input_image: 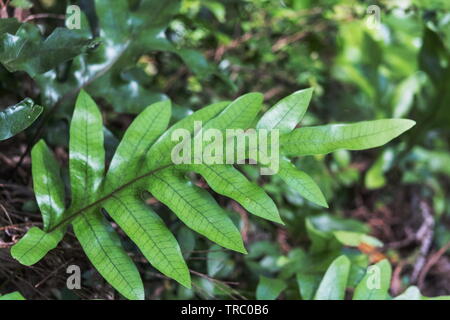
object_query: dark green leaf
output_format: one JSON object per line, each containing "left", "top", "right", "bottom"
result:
{"left": 0, "top": 98, "right": 43, "bottom": 141}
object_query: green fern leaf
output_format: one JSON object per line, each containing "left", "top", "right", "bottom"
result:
{"left": 11, "top": 89, "right": 415, "bottom": 299}
{"left": 148, "top": 168, "right": 247, "bottom": 253}
{"left": 281, "top": 119, "right": 416, "bottom": 156}
{"left": 185, "top": 164, "right": 283, "bottom": 223}
{"left": 278, "top": 159, "right": 328, "bottom": 208}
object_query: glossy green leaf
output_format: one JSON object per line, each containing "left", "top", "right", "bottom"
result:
{"left": 278, "top": 159, "right": 328, "bottom": 207}
{"left": 353, "top": 259, "right": 392, "bottom": 300}
{"left": 314, "top": 255, "right": 351, "bottom": 300}
{"left": 72, "top": 209, "right": 144, "bottom": 300}
{"left": 148, "top": 168, "right": 246, "bottom": 253}
{"left": 69, "top": 90, "right": 105, "bottom": 208}
{"left": 186, "top": 164, "right": 283, "bottom": 223}
{"left": 257, "top": 88, "right": 313, "bottom": 133}
{"left": 256, "top": 276, "right": 287, "bottom": 300}
{"left": 31, "top": 140, "right": 65, "bottom": 230}
{"left": 0, "top": 98, "right": 43, "bottom": 141}
{"left": 11, "top": 139, "right": 67, "bottom": 265}
{"left": 105, "top": 100, "right": 171, "bottom": 191}
{"left": 0, "top": 24, "right": 95, "bottom": 76}
{"left": 84, "top": 0, "right": 218, "bottom": 113}
{"left": 281, "top": 119, "right": 416, "bottom": 156}
{"left": 103, "top": 190, "right": 190, "bottom": 288}
{"left": 69, "top": 91, "right": 145, "bottom": 299}
{"left": 147, "top": 101, "right": 229, "bottom": 170}
{"left": 10, "top": 227, "right": 64, "bottom": 266}
{"left": 203, "top": 93, "right": 263, "bottom": 131}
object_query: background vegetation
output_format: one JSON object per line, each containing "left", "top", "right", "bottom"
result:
{"left": 0, "top": 0, "right": 449, "bottom": 300}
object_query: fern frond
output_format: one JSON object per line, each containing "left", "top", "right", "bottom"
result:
{"left": 11, "top": 89, "right": 415, "bottom": 299}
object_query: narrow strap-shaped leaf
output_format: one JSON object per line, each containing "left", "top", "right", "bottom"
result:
{"left": 0, "top": 292, "right": 25, "bottom": 300}
{"left": 185, "top": 164, "right": 283, "bottom": 224}
{"left": 353, "top": 259, "right": 392, "bottom": 300}
{"left": 281, "top": 119, "right": 416, "bottom": 156}
{"left": 147, "top": 168, "right": 246, "bottom": 253}
{"left": 0, "top": 98, "right": 43, "bottom": 141}
{"left": 105, "top": 100, "right": 171, "bottom": 190}
{"left": 10, "top": 227, "right": 64, "bottom": 266}
{"left": 257, "top": 88, "right": 313, "bottom": 133}
{"left": 278, "top": 159, "right": 328, "bottom": 208}
{"left": 203, "top": 93, "right": 263, "bottom": 131}
{"left": 72, "top": 209, "right": 144, "bottom": 300}
{"left": 314, "top": 255, "right": 351, "bottom": 300}
{"left": 11, "top": 139, "right": 68, "bottom": 266}
{"left": 103, "top": 190, "right": 191, "bottom": 288}
{"left": 69, "top": 90, "right": 105, "bottom": 207}
{"left": 256, "top": 276, "right": 287, "bottom": 300}
{"left": 31, "top": 140, "right": 66, "bottom": 230}
{"left": 147, "top": 101, "right": 229, "bottom": 170}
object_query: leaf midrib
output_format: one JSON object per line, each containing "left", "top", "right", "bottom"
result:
{"left": 283, "top": 123, "right": 404, "bottom": 149}
{"left": 153, "top": 172, "right": 239, "bottom": 247}
{"left": 110, "top": 194, "right": 186, "bottom": 280}
{"left": 78, "top": 213, "right": 139, "bottom": 297}
{"left": 47, "top": 163, "right": 173, "bottom": 233}
{"left": 205, "top": 165, "right": 277, "bottom": 220}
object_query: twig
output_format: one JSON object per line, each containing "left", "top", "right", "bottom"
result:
{"left": 0, "top": 202, "right": 13, "bottom": 225}
{"left": 231, "top": 201, "right": 249, "bottom": 243}
{"left": 190, "top": 269, "right": 239, "bottom": 286}
{"left": 23, "top": 13, "right": 65, "bottom": 22}
{"left": 34, "top": 259, "right": 73, "bottom": 288}
{"left": 411, "top": 199, "right": 434, "bottom": 283}
{"left": 271, "top": 24, "right": 327, "bottom": 52}
{"left": 0, "top": 222, "right": 40, "bottom": 231}
{"left": 391, "top": 261, "right": 404, "bottom": 296}
{"left": 418, "top": 241, "right": 450, "bottom": 288}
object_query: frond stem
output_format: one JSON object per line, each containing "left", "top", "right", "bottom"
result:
{"left": 47, "top": 164, "right": 173, "bottom": 233}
